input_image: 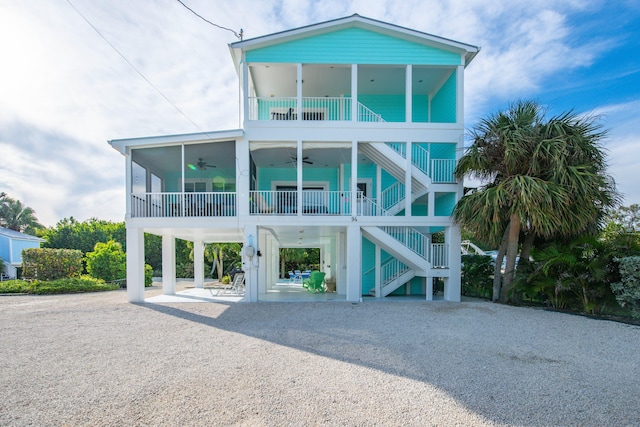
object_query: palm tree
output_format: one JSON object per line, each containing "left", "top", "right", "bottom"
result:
{"left": 0, "top": 193, "right": 43, "bottom": 233}
{"left": 454, "top": 100, "right": 619, "bottom": 303}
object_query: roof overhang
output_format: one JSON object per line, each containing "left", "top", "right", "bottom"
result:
{"left": 108, "top": 129, "right": 244, "bottom": 155}
{"left": 229, "top": 14, "right": 480, "bottom": 71}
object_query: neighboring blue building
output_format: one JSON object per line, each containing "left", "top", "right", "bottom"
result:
{"left": 109, "top": 14, "right": 479, "bottom": 303}
{"left": 0, "top": 227, "right": 44, "bottom": 279}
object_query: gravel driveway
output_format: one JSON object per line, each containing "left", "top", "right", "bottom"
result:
{"left": 1, "top": 286, "right": 638, "bottom": 426}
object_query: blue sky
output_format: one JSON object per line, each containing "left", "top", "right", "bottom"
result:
{"left": 1, "top": 0, "right": 639, "bottom": 226}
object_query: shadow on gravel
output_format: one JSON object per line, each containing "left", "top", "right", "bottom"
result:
{"left": 139, "top": 301, "right": 640, "bottom": 427}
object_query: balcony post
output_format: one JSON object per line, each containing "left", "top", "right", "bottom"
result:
{"left": 456, "top": 61, "right": 465, "bottom": 125}
{"left": 404, "top": 141, "right": 412, "bottom": 216}
{"left": 405, "top": 65, "right": 412, "bottom": 123}
{"left": 297, "top": 63, "right": 303, "bottom": 122}
{"left": 351, "top": 140, "right": 358, "bottom": 216}
{"left": 345, "top": 224, "right": 361, "bottom": 302}
{"left": 351, "top": 64, "right": 357, "bottom": 122}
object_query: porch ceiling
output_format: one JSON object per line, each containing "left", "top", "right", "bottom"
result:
{"left": 260, "top": 225, "right": 343, "bottom": 247}
{"left": 249, "top": 64, "right": 453, "bottom": 97}
{"left": 250, "top": 144, "right": 372, "bottom": 168}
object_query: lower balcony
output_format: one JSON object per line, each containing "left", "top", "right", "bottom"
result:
{"left": 131, "top": 192, "right": 236, "bottom": 218}
{"left": 129, "top": 191, "right": 391, "bottom": 218}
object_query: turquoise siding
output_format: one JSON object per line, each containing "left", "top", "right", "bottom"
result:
{"left": 361, "top": 237, "right": 376, "bottom": 294}
{"left": 435, "top": 192, "right": 456, "bottom": 216}
{"left": 430, "top": 143, "right": 456, "bottom": 159}
{"left": 431, "top": 70, "right": 457, "bottom": 123}
{"left": 246, "top": 28, "right": 462, "bottom": 65}
{"left": 257, "top": 167, "right": 340, "bottom": 190}
{"left": 412, "top": 95, "right": 429, "bottom": 122}
{"left": 164, "top": 168, "right": 236, "bottom": 192}
{"left": 358, "top": 95, "right": 405, "bottom": 122}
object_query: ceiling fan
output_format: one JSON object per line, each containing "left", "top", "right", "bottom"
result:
{"left": 287, "top": 156, "right": 313, "bottom": 165}
{"left": 187, "top": 157, "right": 216, "bottom": 170}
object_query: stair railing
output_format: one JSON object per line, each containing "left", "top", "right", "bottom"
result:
{"left": 379, "top": 226, "right": 430, "bottom": 259}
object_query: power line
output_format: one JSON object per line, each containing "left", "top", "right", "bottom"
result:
{"left": 65, "top": 0, "right": 206, "bottom": 132}
{"left": 175, "top": 0, "right": 243, "bottom": 40}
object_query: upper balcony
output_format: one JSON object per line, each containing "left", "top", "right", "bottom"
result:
{"left": 244, "top": 63, "right": 460, "bottom": 125}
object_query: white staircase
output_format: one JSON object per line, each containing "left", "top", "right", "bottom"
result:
{"left": 361, "top": 226, "right": 429, "bottom": 274}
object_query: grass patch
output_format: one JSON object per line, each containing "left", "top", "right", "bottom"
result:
{"left": 0, "top": 276, "right": 119, "bottom": 295}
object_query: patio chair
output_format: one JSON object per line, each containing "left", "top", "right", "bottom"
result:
{"left": 303, "top": 271, "right": 326, "bottom": 293}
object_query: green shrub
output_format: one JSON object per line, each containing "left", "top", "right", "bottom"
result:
{"left": 176, "top": 262, "right": 194, "bottom": 278}
{"left": 0, "top": 279, "right": 28, "bottom": 293}
{"left": 0, "top": 276, "right": 118, "bottom": 294}
{"left": 461, "top": 255, "right": 494, "bottom": 299}
{"left": 144, "top": 264, "right": 153, "bottom": 287}
{"left": 611, "top": 256, "right": 640, "bottom": 318}
{"left": 221, "top": 274, "right": 231, "bottom": 284}
{"left": 22, "top": 248, "right": 83, "bottom": 280}
{"left": 86, "top": 240, "right": 126, "bottom": 282}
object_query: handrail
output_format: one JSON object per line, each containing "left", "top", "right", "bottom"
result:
{"left": 412, "top": 144, "right": 431, "bottom": 176}
{"left": 380, "top": 182, "right": 405, "bottom": 211}
{"left": 363, "top": 256, "right": 395, "bottom": 276}
{"left": 379, "top": 226, "right": 430, "bottom": 259}
{"left": 357, "top": 102, "right": 385, "bottom": 122}
{"left": 130, "top": 192, "right": 236, "bottom": 218}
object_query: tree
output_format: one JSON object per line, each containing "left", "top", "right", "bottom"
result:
{"left": 454, "top": 100, "right": 619, "bottom": 303}
{"left": 86, "top": 240, "right": 126, "bottom": 283}
{"left": 0, "top": 193, "right": 43, "bottom": 233}
{"left": 202, "top": 243, "right": 241, "bottom": 279}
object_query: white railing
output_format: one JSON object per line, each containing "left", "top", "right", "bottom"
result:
{"left": 381, "top": 258, "right": 410, "bottom": 286}
{"left": 250, "top": 190, "right": 352, "bottom": 215}
{"left": 131, "top": 192, "right": 236, "bottom": 218}
{"left": 431, "top": 159, "right": 456, "bottom": 183}
{"left": 379, "top": 226, "right": 430, "bottom": 259}
{"left": 357, "top": 102, "right": 385, "bottom": 122}
{"left": 380, "top": 182, "right": 405, "bottom": 212}
{"left": 412, "top": 144, "right": 431, "bottom": 176}
{"left": 431, "top": 243, "right": 449, "bottom": 268}
{"left": 356, "top": 196, "right": 390, "bottom": 216}
{"left": 386, "top": 142, "right": 405, "bottom": 156}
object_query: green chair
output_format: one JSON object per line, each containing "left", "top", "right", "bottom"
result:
{"left": 303, "top": 271, "right": 326, "bottom": 293}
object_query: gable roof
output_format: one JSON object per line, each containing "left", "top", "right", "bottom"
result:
{"left": 230, "top": 14, "right": 479, "bottom": 68}
{"left": 0, "top": 227, "right": 45, "bottom": 242}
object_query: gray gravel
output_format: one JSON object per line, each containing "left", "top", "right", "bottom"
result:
{"left": 1, "top": 286, "right": 639, "bottom": 426}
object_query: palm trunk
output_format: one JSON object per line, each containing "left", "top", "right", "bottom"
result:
{"left": 500, "top": 213, "right": 521, "bottom": 303}
{"left": 520, "top": 232, "right": 535, "bottom": 262}
{"left": 493, "top": 226, "right": 509, "bottom": 302}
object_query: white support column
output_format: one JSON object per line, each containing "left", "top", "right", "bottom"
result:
{"left": 126, "top": 226, "right": 145, "bottom": 303}
{"left": 444, "top": 225, "right": 462, "bottom": 302}
{"left": 405, "top": 65, "right": 412, "bottom": 123}
{"left": 162, "top": 234, "right": 176, "bottom": 295}
{"left": 242, "top": 53, "right": 248, "bottom": 125}
{"left": 404, "top": 141, "right": 412, "bottom": 216}
{"left": 425, "top": 276, "right": 433, "bottom": 301}
{"left": 236, "top": 138, "right": 250, "bottom": 216}
{"left": 345, "top": 225, "right": 361, "bottom": 302}
{"left": 125, "top": 149, "right": 132, "bottom": 218}
{"left": 193, "top": 240, "right": 204, "bottom": 289}
{"left": 456, "top": 62, "right": 465, "bottom": 125}
{"left": 428, "top": 191, "right": 435, "bottom": 217}
{"left": 297, "top": 140, "right": 303, "bottom": 216}
{"left": 351, "top": 64, "right": 358, "bottom": 122}
{"left": 376, "top": 165, "right": 382, "bottom": 205}
{"left": 351, "top": 140, "right": 358, "bottom": 216}
{"left": 374, "top": 245, "right": 381, "bottom": 298}
{"left": 297, "top": 63, "right": 303, "bottom": 122}
{"left": 244, "top": 225, "right": 258, "bottom": 302}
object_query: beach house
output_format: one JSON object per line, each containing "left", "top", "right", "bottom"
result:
{"left": 109, "top": 14, "right": 479, "bottom": 302}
